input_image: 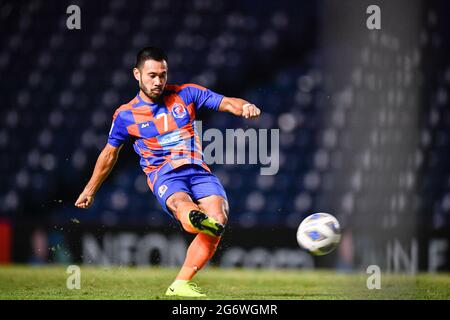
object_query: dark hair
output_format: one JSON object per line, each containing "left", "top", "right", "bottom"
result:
{"left": 135, "top": 46, "right": 168, "bottom": 69}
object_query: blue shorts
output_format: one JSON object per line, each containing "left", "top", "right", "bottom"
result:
{"left": 152, "top": 164, "right": 228, "bottom": 218}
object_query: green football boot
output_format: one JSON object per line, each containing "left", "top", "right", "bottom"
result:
{"left": 189, "top": 210, "right": 225, "bottom": 237}
{"left": 165, "top": 280, "right": 206, "bottom": 297}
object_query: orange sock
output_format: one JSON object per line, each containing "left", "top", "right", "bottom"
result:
{"left": 176, "top": 233, "right": 221, "bottom": 281}
{"left": 175, "top": 202, "right": 201, "bottom": 234}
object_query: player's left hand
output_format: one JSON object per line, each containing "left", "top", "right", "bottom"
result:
{"left": 242, "top": 103, "right": 261, "bottom": 119}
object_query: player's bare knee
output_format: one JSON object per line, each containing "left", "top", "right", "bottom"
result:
{"left": 210, "top": 211, "right": 228, "bottom": 226}
{"left": 205, "top": 199, "right": 229, "bottom": 225}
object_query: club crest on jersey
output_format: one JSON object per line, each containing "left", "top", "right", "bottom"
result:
{"left": 172, "top": 103, "right": 187, "bottom": 119}
{"left": 158, "top": 184, "right": 168, "bottom": 197}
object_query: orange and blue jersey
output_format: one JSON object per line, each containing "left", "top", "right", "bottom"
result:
{"left": 107, "top": 83, "right": 223, "bottom": 192}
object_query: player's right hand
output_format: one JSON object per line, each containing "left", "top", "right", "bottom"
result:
{"left": 75, "top": 192, "right": 94, "bottom": 209}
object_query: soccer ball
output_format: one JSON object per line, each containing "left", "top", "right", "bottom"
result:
{"left": 296, "top": 213, "right": 341, "bottom": 256}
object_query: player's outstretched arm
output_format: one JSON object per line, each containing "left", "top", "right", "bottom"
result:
{"left": 218, "top": 97, "right": 261, "bottom": 119}
{"left": 75, "top": 143, "right": 122, "bottom": 209}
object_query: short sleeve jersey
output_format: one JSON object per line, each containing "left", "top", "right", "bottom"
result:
{"left": 108, "top": 83, "right": 223, "bottom": 191}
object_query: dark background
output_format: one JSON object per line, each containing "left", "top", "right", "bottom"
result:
{"left": 0, "top": 0, "right": 449, "bottom": 271}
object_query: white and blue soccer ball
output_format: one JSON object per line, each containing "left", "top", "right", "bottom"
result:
{"left": 296, "top": 213, "right": 341, "bottom": 256}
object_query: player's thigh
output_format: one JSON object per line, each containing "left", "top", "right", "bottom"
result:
{"left": 196, "top": 195, "right": 229, "bottom": 225}
{"left": 166, "top": 192, "right": 194, "bottom": 214}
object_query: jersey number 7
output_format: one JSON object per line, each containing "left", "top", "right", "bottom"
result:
{"left": 156, "top": 113, "right": 168, "bottom": 132}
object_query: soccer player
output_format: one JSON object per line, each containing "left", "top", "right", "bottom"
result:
{"left": 75, "top": 47, "right": 261, "bottom": 297}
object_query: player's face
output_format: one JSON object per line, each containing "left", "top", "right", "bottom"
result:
{"left": 134, "top": 59, "right": 168, "bottom": 102}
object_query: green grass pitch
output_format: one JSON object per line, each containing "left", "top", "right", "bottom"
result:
{"left": 0, "top": 265, "right": 449, "bottom": 300}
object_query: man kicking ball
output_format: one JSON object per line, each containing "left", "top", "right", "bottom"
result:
{"left": 75, "top": 46, "right": 261, "bottom": 297}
